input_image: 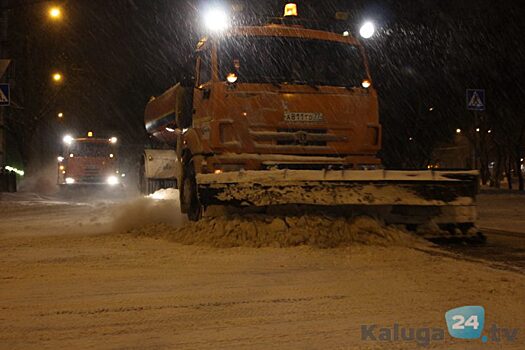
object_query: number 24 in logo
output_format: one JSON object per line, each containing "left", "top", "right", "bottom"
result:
{"left": 445, "top": 306, "right": 485, "bottom": 339}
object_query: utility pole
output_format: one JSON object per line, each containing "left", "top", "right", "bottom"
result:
{"left": 0, "top": 0, "right": 8, "bottom": 167}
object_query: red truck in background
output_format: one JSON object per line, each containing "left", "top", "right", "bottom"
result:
{"left": 57, "top": 132, "right": 122, "bottom": 187}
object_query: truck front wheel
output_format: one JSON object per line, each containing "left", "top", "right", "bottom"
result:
{"left": 180, "top": 160, "right": 202, "bottom": 221}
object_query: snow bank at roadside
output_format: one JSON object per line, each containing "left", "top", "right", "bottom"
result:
{"left": 128, "top": 214, "right": 424, "bottom": 248}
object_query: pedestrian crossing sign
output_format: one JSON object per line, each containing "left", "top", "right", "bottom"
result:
{"left": 0, "top": 83, "right": 9, "bottom": 106}
{"left": 466, "top": 89, "right": 485, "bottom": 111}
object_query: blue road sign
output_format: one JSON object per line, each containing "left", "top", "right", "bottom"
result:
{"left": 0, "top": 83, "right": 9, "bottom": 106}
{"left": 466, "top": 89, "right": 485, "bottom": 111}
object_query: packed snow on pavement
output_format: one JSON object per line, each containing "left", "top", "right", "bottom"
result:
{"left": 477, "top": 189, "right": 525, "bottom": 233}
{"left": 0, "top": 190, "right": 524, "bottom": 349}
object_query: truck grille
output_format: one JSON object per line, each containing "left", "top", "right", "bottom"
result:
{"left": 276, "top": 128, "right": 328, "bottom": 146}
{"left": 83, "top": 167, "right": 100, "bottom": 176}
{"left": 80, "top": 166, "right": 103, "bottom": 183}
{"left": 250, "top": 128, "right": 346, "bottom": 148}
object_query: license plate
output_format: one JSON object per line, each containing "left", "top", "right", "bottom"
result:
{"left": 284, "top": 112, "right": 324, "bottom": 123}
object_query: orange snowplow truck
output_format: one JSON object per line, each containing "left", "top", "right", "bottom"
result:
{"left": 142, "top": 5, "right": 480, "bottom": 240}
{"left": 58, "top": 133, "right": 121, "bottom": 187}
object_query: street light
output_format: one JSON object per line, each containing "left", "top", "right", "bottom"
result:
{"left": 57, "top": 112, "right": 64, "bottom": 118}
{"left": 48, "top": 6, "right": 62, "bottom": 20}
{"left": 52, "top": 72, "right": 63, "bottom": 83}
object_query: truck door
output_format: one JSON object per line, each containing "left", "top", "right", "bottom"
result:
{"left": 193, "top": 46, "right": 213, "bottom": 122}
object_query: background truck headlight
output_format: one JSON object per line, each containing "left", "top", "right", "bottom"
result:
{"left": 107, "top": 176, "right": 119, "bottom": 186}
{"left": 65, "top": 177, "right": 75, "bottom": 184}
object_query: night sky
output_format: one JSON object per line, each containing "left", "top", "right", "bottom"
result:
{"left": 3, "top": 0, "right": 525, "bottom": 174}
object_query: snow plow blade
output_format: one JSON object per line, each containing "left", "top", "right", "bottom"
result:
{"left": 197, "top": 169, "right": 483, "bottom": 241}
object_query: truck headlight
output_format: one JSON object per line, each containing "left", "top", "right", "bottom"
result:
{"left": 203, "top": 7, "right": 229, "bottom": 32}
{"left": 226, "top": 72, "right": 238, "bottom": 84}
{"left": 63, "top": 135, "right": 74, "bottom": 145}
{"left": 65, "top": 177, "right": 75, "bottom": 184}
{"left": 361, "top": 79, "right": 371, "bottom": 88}
{"left": 107, "top": 176, "right": 119, "bottom": 186}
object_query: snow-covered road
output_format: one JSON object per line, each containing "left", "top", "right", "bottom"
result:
{"left": 0, "top": 191, "right": 524, "bottom": 349}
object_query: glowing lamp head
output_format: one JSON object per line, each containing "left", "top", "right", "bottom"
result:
{"left": 57, "top": 156, "right": 64, "bottom": 162}
{"left": 226, "top": 72, "right": 238, "bottom": 84}
{"left": 109, "top": 136, "right": 118, "bottom": 143}
{"left": 456, "top": 128, "right": 462, "bottom": 134}
{"left": 359, "top": 21, "right": 375, "bottom": 39}
{"left": 87, "top": 131, "right": 93, "bottom": 137}
{"left": 361, "top": 79, "right": 371, "bottom": 88}
{"left": 203, "top": 8, "right": 229, "bottom": 32}
{"left": 63, "top": 135, "right": 74, "bottom": 145}
{"left": 52, "top": 73, "right": 62, "bottom": 82}
{"left": 65, "top": 177, "right": 75, "bottom": 184}
{"left": 49, "top": 7, "right": 62, "bottom": 19}
{"left": 283, "top": 3, "right": 298, "bottom": 17}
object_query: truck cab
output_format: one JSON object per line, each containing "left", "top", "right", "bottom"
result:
{"left": 189, "top": 25, "right": 381, "bottom": 172}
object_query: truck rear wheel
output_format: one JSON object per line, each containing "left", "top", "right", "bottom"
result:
{"left": 180, "top": 160, "right": 202, "bottom": 221}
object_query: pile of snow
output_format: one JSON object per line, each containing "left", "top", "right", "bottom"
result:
{"left": 128, "top": 214, "right": 423, "bottom": 248}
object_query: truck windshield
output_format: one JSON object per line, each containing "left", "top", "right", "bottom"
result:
{"left": 68, "top": 142, "right": 112, "bottom": 157}
{"left": 218, "top": 36, "right": 367, "bottom": 87}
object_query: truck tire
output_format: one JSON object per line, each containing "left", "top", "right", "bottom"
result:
{"left": 180, "top": 160, "right": 202, "bottom": 221}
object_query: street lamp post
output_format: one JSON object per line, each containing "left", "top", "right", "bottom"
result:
{"left": 0, "top": 0, "right": 66, "bottom": 181}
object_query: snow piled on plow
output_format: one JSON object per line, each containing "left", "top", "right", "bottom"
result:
{"left": 110, "top": 189, "right": 425, "bottom": 248}
{"left": 128, "top": 214, "right": 424, "bottom": 248}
